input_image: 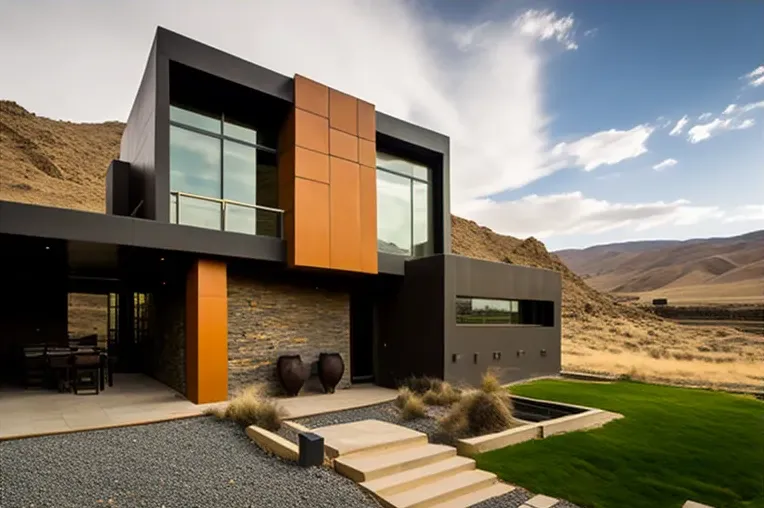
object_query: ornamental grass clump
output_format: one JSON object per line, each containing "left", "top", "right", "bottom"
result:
{"left": 400, "top": 394, "right": 427, "bottom": 421}
{"left": 422, "top": 382, "right": 462, "bottom": 406}
{"left": 439, "top": 371, "right": 515, "bottom": 439}
{"left": 205, "top": 385, "right": 286, "bottom": 431}
{"left": 395, "top": 386, "right": 427, "bottom": 420}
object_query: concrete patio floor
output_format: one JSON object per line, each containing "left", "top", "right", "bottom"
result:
{"left": 0, "top": 374, "right": 397, "bottom": 440}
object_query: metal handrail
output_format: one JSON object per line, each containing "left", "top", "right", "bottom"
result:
{"left": 170, "top": 190, "right": 284, "bottom": 214}
{"left": 170, "top": 190, "right": 284, "bottom": 238}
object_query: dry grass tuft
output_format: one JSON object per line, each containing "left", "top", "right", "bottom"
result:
{"left": 439, "top": 370, "right": 516, "bottom": 440}
{"left": 207, "top": 385, "right": 286, "bottom": 431}
{"left": 422, "top": 382, "right": 462, "bottom": 406}
{"left": 400, "top": 394, "right": 427, "bottom": 421}
{"left": 440, "top": 389, "right": 515, "bottom": 439}
{"left": 480, "top": 371, "right": 503, "bottom": 394}
{"left": 395, "top": 386, "right": 415, "bottom": 409}
{"left": 401, "top": 376, "right": 443, "bottom": 395}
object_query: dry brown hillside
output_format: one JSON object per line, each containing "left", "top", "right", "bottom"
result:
{"left": 557, "top": 233, "right": 764, "bottom": 305}
{"left": 2, "top": 100, "right": 763, "bottom": 390}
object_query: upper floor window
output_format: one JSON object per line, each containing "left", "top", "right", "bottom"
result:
{"left": 376, "top": 152, "right": 431, "bottom": 257}
{"left": 455, "top": 297, "right": 554, "bottom": 327}
{"left": 169, "top": 105, "right": 281, "bottom": 237}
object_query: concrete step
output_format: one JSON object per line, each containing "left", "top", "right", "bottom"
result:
{"left": 360, "top": 456, "right": 476, "bottom": 496}
{"left": 430, "top": 482, "right": 515, "bottom": 508}
{"left": 381, "top": 470, "right": 498, "bottom": 508}
{"left": 335, "top": 443, "right": 456, "bottom": 482}
{"left": 312, "top": 419, "right": 429, "bottom": 459}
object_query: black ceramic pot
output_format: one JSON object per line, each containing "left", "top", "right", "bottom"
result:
{"left": 318, "top": 352, "right": 344, "bottom": 394}
{"left": 277, "top": 355, "right": 308, "bottom": 396}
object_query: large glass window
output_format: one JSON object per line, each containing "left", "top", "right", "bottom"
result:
{"left": 455, "top": 297, "right": 554, "bottom": 326}
{"left": 376, "top": 152, "right": 431, "bottom": 256}
{"left": 169, "top": 105, "right": 280, "bottom": 237}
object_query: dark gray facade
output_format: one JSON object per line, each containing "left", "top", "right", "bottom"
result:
{"left": 443, "top": 255, "right": 562, "bottom": 386}
{"left": 373, "top": 254, "right": 561, "bottom": 388}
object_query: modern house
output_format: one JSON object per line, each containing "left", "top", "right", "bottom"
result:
{"left": 0, "top": 27, "right": 561, "bottom": 404}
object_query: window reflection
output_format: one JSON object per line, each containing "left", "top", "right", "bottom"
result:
{"left": 376, "top": 152, "right": 431, "bottom": 257}
{"left": 223, "top": 141, "right": 256, "bottom": 204}
{"left": 377, "top": 170, "right": 412, "bottom": 255}
{"left": 170, "top": 106, "right": 221, "bottom": 134}
{"left": 413, "top": 180, "right": 430, "bottom": 256}
{"left": 170, "top": 126, "right": 221, "bottom": 198}
{"left": 169, "top": 105, "right": 280, "bottom": 238}
{"left": 177, "top": 195, "right": 221, "bottom": 230}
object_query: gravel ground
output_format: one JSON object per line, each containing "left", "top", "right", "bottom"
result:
{"left": 472, "top": 486, "right": 533, "bottom": 507}
{"left": 0, "top": 416, "right": 380, "bottom": 508}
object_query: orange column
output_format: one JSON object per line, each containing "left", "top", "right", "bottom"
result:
{"left": 185, "top": 259, "right": 228, "bottom": 404}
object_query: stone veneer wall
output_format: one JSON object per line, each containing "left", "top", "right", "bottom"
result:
{"left": 145, "top": 283, "right": 186, "bottom": 395}
{"left": 228, "top": 274, "right": 351, "bottom": 397}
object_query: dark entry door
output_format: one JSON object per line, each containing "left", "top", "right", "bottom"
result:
{"left": 350, "top": 292, "right": 375, "bottom": 383}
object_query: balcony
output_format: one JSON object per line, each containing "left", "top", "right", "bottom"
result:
{"left": 170, "top": 191, "right": 283, "bottom": 238}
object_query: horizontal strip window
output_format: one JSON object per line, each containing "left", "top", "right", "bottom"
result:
{"left": 455, "top": 297, "right": 554, "bottom": 327}
{"left": 170, "top": 105, "right": 277, "bottom": 153}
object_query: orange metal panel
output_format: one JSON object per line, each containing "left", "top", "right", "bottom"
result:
{"left": 295, "top": 108, "right": 329, "bottom": 154}
{"left": 329, "top": 89, "right": 358, "bottom": 136}
{"left": 196, "top": 294, "right": 228, "bottom": 404}
{"left": 359, "top": 164, "right": 378, "bottom": 274}
{"left": 329, "top": 128, "right": 359, "bottom": 163}
{"left": 329, "top": 157, "right": 361, "bottom": 271}
{"left": 295, "top": 75, "right": 328, "bottom": 118}
{"left": 294, "top": 178, "right": 331, "bottom": 268}
{"left": 358, "top": 138, "right": 375, "bottom": 168}
{"left": 295, "top": 146, "right": 330, "bottom": 183}
{"left": 185, "top": 260, "right": 228, "bottom": 404}
{"left": 358, "top": 100, "right": 376, "bottom": 141}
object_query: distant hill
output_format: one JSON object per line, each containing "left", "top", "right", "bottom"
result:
{"left": 556, "top": 231, "right": 764, "bottom": 303}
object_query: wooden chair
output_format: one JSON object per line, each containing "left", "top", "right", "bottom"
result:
{"left": 72, "top": 353, "right": 101, "bottom": 395}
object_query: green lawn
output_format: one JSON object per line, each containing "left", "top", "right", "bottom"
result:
{"left": 476, "top": 380, "right": 764, "bottom": 508}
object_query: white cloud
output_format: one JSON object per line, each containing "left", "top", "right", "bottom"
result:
{"left": 583, "top": 28, "right": 598, "bottom": 37}
{"left": 652, "top": 158, "right": 677, "bottom": 171}
{"left": 687, "top": 116, "right": 756, "bottom": 143}
{"left": 724, "top": 205, "right": 764, "bottom": 223}
{"left": 513, "top": 9, "right": 578, "bottom": 50}
{"left": 669, "top": 115, "right": 689, "bottom": 136}
{"left": 698, "top": 112, "right": 712, "bottom": 121}
{"left": 546, "top": 124, "right": 654, "bottom": 172}
{"left": 743, "top": 65, "right": 764, "bottom": 87}
{"left": 738, "top": 100, "right": 764, "bottom": 114}
{"left": 459, "top": 192, "right": 730, "bottom": 239}
{"left": 722, "top": 104, "right": 737, "bottom": 115}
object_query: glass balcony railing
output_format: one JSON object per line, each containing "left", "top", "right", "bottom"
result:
{"left": 170, "top": 191, "right": 283, "bottom": 238}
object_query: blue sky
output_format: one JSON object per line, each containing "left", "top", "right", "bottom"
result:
{"left": 1, "top": 0, "right": 762, "bottom": 250}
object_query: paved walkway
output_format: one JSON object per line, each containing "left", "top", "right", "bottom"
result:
{"left": 0, "top": 375, "right": 396, "bottom": 440}
{"left": 0, "top": 374, "right": 199, "bottom": 439}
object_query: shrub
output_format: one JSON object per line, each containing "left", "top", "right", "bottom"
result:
{"left": 207, "top": 385, "right": 285, "bottom": 431}
{"left": 395, "top": 386, "right": 415, "bottom": 409}
{"left": 422, "top": 382, "right": 462, "bottom": 406}
{"left": 440, "top": 389, "right": 515, "bottom": 439}
{"left": 480, "top": 370, "right": 503, "bottom": 394}
{"left": 401, "top": 394, "right": 427, "bottom": 420}
{"left": 402, "top": 376, "right": 443, "bottom": 395}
